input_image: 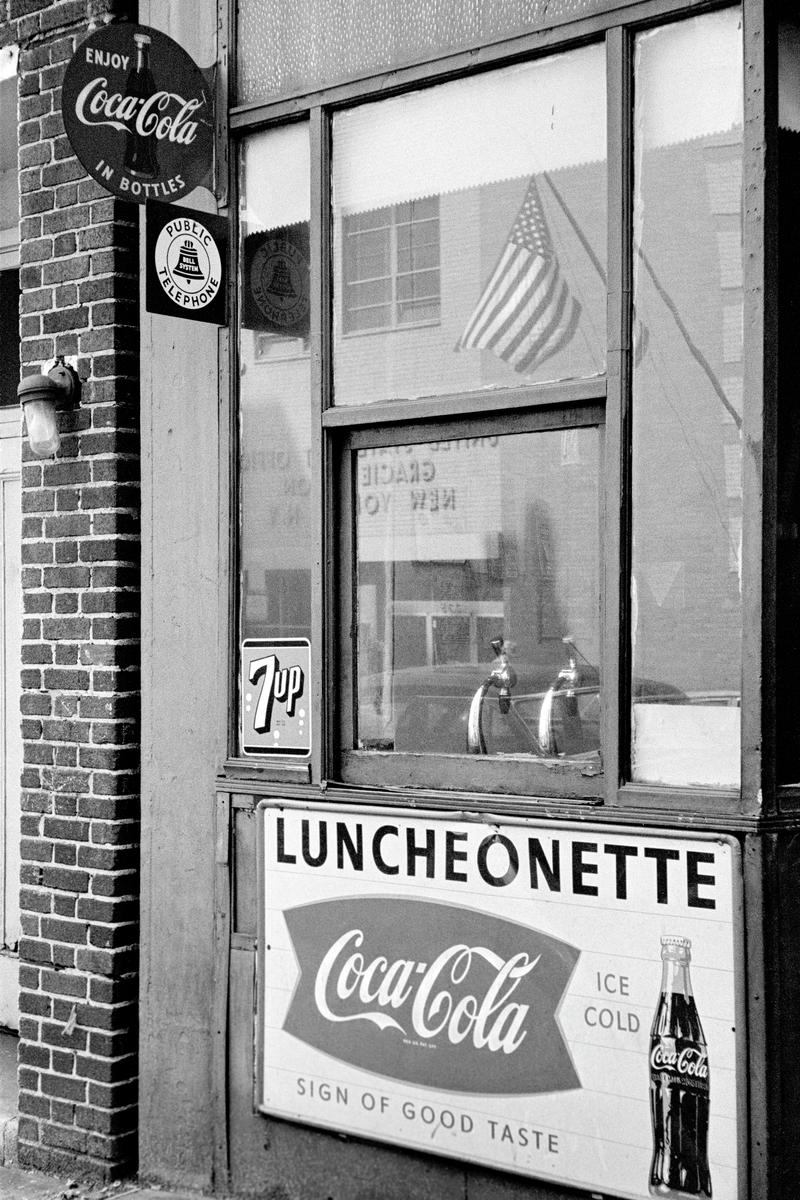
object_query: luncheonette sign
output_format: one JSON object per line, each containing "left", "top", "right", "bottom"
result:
{"left": 62, "top": 23, "right": 214, "bottom": 204}
{"left": 259, "top": 803, "right": 742, "bottom": 1199}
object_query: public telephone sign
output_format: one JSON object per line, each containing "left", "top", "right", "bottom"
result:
{"left": 259, "top": 802, "right": 744, "bottom": 1199}
{"left": 61, "top": 23, "right": 214, "bottom": 204}
{"left": 145, "top": 202, "right": 228, "bottom": 325}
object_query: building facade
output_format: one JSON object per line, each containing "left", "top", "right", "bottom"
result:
{"left": 0, "top": 0, "right": 798, "bottom": 1198}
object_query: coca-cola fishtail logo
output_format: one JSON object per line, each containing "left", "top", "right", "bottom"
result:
{"left": 282, "top": 896, "right": 581, "bottom": 1095}
{"left": 62, "top": 23, "right": 214, "bottom": 204}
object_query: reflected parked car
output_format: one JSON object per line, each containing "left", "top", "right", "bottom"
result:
{"left": 358, "top": 639, "right": 686, "bottom": 760}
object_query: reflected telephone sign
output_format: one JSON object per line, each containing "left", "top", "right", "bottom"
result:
{"left": 241, "top": 638, "right": 311, "bottom": 757}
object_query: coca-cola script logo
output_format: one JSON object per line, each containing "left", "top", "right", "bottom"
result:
{"left": 650, "top": 1041, "right": 709, "bottom": 1085}
{"left": 62, "top": 23, "right": 214, "bottom": 204}
{"left": 281, "top": 897, "right": 581, "bottom": 1094}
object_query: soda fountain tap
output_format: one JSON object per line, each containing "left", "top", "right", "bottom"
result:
{"left": 466, "top": 637, "right": 517, "bottom": 754}
{"left": 537, "top": 635, "right": 592, "bottom": 755}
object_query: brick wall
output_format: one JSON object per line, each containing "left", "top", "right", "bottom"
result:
{"left": 2, "top": 0, "right": 141, "bottom": 1180}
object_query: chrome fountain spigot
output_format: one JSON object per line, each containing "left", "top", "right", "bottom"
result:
{"left": 490, "top": 637, "right": 517, "bottom": 714}
{"left": 537, "top": 635, "right": 590, "bottom": 754}
{"left": 467, "top": 637, "right": 517, "bottom": 754}
{"left": 558, "top": 635, "right": 580, "bottom": 695}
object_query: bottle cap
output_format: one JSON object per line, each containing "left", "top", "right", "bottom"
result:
{"left": 660, "top": 935, "right": 692, "bottom": 961}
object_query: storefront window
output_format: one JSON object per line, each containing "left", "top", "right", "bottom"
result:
{"left": 238, "top": 124, "right": 312, "bottom": 650}
{"left": 232, "top": 6, "right": 756, "bottom": 802}
{"left": 353, "top": 422, "right": 601, "bottom": 764}
{"left": 332, "top": 46, "right": 607, "bottom": 406}
{"left": 630, "top": 8, "right": 743, "bottom": 789}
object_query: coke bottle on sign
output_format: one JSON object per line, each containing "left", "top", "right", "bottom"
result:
{"left": 649, "top": 936, "right": 712, "bottom": 1198}
{"left": 124, "top": 33, "right": 158, "bottom": 178}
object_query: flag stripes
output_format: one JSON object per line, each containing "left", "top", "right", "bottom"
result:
{"left": 456, "top": 177, "right": 581, "bottom": 374}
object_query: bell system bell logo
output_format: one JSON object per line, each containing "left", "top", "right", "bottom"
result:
{"left": 155, "top": 217, "right": 222, "bottom": 309}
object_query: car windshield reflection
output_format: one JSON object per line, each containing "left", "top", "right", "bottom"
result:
{"left": 358, "top": 658, "right": 685, "bottom": 761}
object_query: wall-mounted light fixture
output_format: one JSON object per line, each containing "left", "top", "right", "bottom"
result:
{"left": 17, "top": 359, "right": 80, "bottom": 458}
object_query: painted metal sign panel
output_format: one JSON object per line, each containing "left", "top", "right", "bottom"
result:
{"left": 259, "top": 802, "right": 743, "bottom": 1199}
{"left": 145, "top": 202, "right": 227, "bottom": 325}
{"left": 62, "top": 23, "right": 214, "bottom": 204}
{"left": 242, "top": 639, "right": 311, "bottom": 757}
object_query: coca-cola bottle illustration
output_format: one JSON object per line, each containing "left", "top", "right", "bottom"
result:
{"left": 649, "top": 935, "right": 712, "bottom": 1197}
{"left": 123, "top": 33, "right": 158, "bottom": 178}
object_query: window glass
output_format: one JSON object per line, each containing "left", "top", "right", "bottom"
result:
{"left": 777, "top": 15, "right": 800, "bottom": 783}
{"left": 0, "top": 71, "right": 18, "bottom": 266}
{"left": 237, "top": 0, "right": 617, "bottom": 106}
{"left": 630, "top": 8, "right": 743, "bottom": 788}
{"left": 0, "top": 271, "right": 19, "bottom": 408}
{"left": 238, "top": 125, "right": 312, "bottom": 651}
{"left": 354, "top": 426, "right": 602, "bottom": 763}
{"left": 332, "top": 47, "right": 607, "bottom": 406}
{"left": 0, "top": 59, "right": 20, "bottom": 408}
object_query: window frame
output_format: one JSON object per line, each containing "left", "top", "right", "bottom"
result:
{"left": 224, "top": 0, "right": 773, "bottom": 822}
{"left": 335, "top": 400, "right": 606, "bottom": 799}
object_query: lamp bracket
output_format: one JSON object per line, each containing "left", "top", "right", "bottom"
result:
{"left": 18, "top": 359, "right": 80, "bottom": 411}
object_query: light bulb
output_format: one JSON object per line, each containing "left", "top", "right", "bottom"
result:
{"left": 23, "top": 397, "right": 60, "bottom": 458}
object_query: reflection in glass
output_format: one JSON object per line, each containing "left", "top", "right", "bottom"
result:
{"left": 238, "top": 126, "right": 312, "bottom": 655}
{"left": 333, "top": 47, "right": 607, "bottom": 406}
{"left": 354, "top": 428, "right": 602, "bottom": 761}
{"left": 630, "top": 9, "right": 743, "bottom": 788}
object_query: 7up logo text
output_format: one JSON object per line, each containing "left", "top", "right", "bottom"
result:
{"left": 250, "top": 654, "right": 304, "bottom": 731}
{"left": 241, "top": 638, "right": 311, "bottom": 757}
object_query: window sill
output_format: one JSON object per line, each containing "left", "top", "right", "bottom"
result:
{"left": 223, "top": 757, "right": 311, "bottom": 786}
{"left": 340, "top": 317, "right": 441, "bottom": 339}
{"left": 338, "top": 748, "right": 603, "bottom": 801}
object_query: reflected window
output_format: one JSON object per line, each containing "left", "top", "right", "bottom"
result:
{"left": 354, "top": 426, "right": 603, "bottom": 762}
{"left": 630, "top": 8, "right": 743, "bottom": 788}
{"left": 254, "top": 331, "right": 308, "bottom": 362}
{"left": 343, "top": 197, "right": 440, "bottom": 333}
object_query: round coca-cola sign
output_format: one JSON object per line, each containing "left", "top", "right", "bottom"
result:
{"left": 62, "top": 22, "right": 214, "bottom": 204}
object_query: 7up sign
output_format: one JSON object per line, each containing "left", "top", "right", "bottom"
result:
{"left": 242, "top": 638, "right": 311, "bottom": 757}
